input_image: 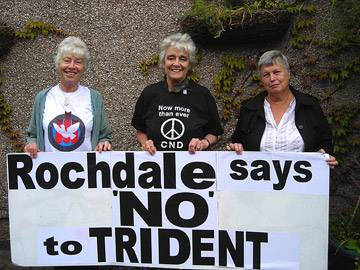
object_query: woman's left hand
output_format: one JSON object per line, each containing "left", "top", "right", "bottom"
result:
{"left": 319, "top": 149, "right": 338, "bottom": 169}
{"left": 96, "top": 141, "right": 112, "bottom": 153}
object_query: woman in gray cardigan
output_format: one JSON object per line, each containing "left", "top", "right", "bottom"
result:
{"left": 24, "top": 36, "right": 112, "bottom": 158}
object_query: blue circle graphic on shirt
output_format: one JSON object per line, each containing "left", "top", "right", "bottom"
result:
{"left": 48, "top": 112, "right": 85, "bottom": 151}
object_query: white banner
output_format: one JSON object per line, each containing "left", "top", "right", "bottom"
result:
{"left": 7, "top": 151, "right": 329, "bottom": 269}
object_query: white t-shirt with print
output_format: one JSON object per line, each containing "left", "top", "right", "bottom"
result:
{"left": 43, "top": 84, "right": 93, "bottom": 152}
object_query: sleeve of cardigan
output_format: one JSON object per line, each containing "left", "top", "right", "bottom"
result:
{"left": 26, "top": 93, "right": 40, "bottom": 144}
{"left": 97, "top": 94, "right": 112, "bottom": 143}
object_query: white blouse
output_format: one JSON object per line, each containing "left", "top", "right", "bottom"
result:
{"left": 260, "top": 98, "right": 305, "bottom": 152}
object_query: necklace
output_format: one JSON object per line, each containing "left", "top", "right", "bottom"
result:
{"left": 59, "top": 84, "right": 79, "bottom": 107}
{"left": 64, "top": 96, "right": 70, "bottom": 106}
{"left": 59, "top": 89, "right": 73, "bottom": 107}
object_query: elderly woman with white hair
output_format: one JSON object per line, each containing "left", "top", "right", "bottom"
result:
{"left": 132, "top": 32, "right": 223, "bottom": 154}
{"left": 24, "top": 36, "right": 112, "bottom": 158}
{"left": 228, "top": 50, "right": 338, "bottom": 168}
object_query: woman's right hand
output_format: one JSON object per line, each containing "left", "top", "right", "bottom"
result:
{"left": 24, "top": 142, "right": 40, "bottom": 158}
{"left": 141, "top": 140, "right": 157, "bottom": 155}
{"left": 226, "top": 143, "right": 244, "bottom": 154}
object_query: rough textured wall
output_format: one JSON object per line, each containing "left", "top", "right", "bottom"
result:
{"left": 0, "top": 0, "right": 196, "bottom": 241}
{"left": 0, "top": 0, "right": 359, "bottom": 243}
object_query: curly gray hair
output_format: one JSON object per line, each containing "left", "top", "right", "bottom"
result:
{"left": 159, "top": 33, "right": 196, "bottom": 71}
{"left": 54, "top": 36, "right": 90, "bottom": 69}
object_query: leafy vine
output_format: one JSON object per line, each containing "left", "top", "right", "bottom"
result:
{"left": 213, "top": 55, "right": 261, "bottom": 122}
{"left": 15, "top": 20, "right": 69, "bottom": 39}
{"left": 0, "top": 67, "right": 23, "bottom": 151}
{"left": 182, "top": 0, "right": 316, "bottom": 40}
{"left": 0, "top": 20, "right": 68, "bottom": 152}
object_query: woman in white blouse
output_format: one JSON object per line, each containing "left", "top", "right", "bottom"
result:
{"left": 228, "top": 50, "right": 338, "bottom": 168}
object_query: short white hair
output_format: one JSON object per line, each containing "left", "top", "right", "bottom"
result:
{"left": 54, "top": 36, "right": 90, "bottom": 69}
{"left": 258, "top": 50, "right": 290, "bottom": 74}
{"left": 159, "top": 33, "right": 196, "bottom": 71}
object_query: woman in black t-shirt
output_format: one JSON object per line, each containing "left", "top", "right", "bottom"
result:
{"left": 132, "top": 33, "right": 223, "bottom": 154}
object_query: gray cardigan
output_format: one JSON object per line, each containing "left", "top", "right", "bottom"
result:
{"left": 26, "top": 86, "right": 112, "bottom": 151}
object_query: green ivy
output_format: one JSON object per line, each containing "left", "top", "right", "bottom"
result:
{"left": 214, "top": 55, "right": 245, "bottom": 94}
{"left": 0, "top": 20, "right": 69, "bottom": 152}
{"left": 184, "top": 0, "right": 316, "bottom": 39}
{"left": 330, "top": 197, "right": 360, "bottom": 258}
{"left": 288, "top": 6, "right": 316, "bottom": 50}
{"left": 15, "top": 20, "right": 69, "bottom": 39}
{"left": 213, "top": 55, "right": 260, "bottom": 122}
{"left": 327, "top": 105, "right": 360, "bottom": 157}
{"left": 291, "top": 19, "right": 315, "bottom": 35}
{"left": 139, "top": 54, "right": 159, "bottom": 76}
{"left": 331, "top": 0, "right": 360, "bottom": 44}
{"left": 0, "top": 67, "right": 23, "bottom": 151}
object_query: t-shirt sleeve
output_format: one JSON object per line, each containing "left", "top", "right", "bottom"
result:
{"left": 131, "top": 91, "right": 147, "bottom": 132}
{"left": 204, "top": 90, "right": 224, "bottom": 136}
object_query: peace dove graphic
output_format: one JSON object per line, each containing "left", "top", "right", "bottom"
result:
{"left": 53, "top": 122, "right": 80, "bottom": 140}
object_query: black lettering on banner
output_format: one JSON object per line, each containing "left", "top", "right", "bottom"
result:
{"left": 119, "top": 191, "right": 162, "bottom": 226}
{"left": 43, "top": 236, "right": 59, "bottom": 255}
{"left": 7, "top": 154, "right": 35, "bottom": 190}
{"left": 192, "top": 230, "right": 215, "bottom": 266}
{"left": 60, "top": 240, "right": 82, "bottom": 255}
{"left": 36, "top": 162, "right": 58, "bottom": 189}
{"left": 218, "top": 230, "right": 244, "bottom": 267}
{"left": 158, "top": 228, "right": 190, "bottom": 264}
{"left": 294, "top": 161, "right": 312, "bottom": 182}
{"left": 112, "top": 153, "right": 135, "bottom": 188}
{"left": 61, "top": 162, "right": 85, "bottom": 189}
{"left": 272, "top": 160, "right": 292, "bottom": 190}
{"left": 250, "top": 160, "right": 270, "bottom": 181}
{"left": 246, "top": 231, "right": 268, "bottom": 270}
{"left": 89, "top": 227, "right": 112, "bottom": 262}
{"left": 115, "top": 227, "right": 138, "bottom": 263}
{"left": 163, "top": 152, "right": 176, "bottom": 189}
{"left": 230, "top": 160, "right": 248, "bottom": 180}
{"left": 138, "top": 162, "right": 161, "bottom": 189}
{"left": 165, "top": 192, "right": 208, "bottom": 228}
{"left": 140, "top": 228, "right": 152, "bottom": 263}
{"left": 181, "top": 162, "right": 215, "bottom": 189}
{"left": 87, "top": 153, "right": 111, "bottom": 188}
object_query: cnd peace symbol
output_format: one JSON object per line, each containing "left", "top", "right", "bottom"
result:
{"left": 160, "top": 118, "right": 185, "bottom": 140}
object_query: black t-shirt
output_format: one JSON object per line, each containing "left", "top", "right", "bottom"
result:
{"left": 131, "top": 80, "right": 223, "bottom": 151}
